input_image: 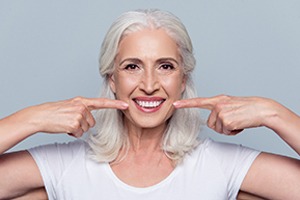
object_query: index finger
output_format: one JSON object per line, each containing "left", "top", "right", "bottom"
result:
{"left": 82, "top": 98, "right": 129, "bottom": 111}
{"left": 173, "top": 97, "right": 219, "bottom": 110}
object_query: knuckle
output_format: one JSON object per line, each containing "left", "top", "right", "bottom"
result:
{"left": 218, "top": 111, "right": 225, "bottom": 119}
{"left": 77, "top": 129, "right": 84, "bottom": 137}
{"left": 207, "top": 123, "right": 214, "bottom": 129}
{"left": 221, "top": 94, "right": 231, "bottom": 99}
{"left": 215, "top": 103, "right": 224, "bottom": 112}
{"left": 74, "top": 113, "right": 84, "bottom": 121}
{"left": 76, "top": 105, "right": 86, "bottom": 114}
{"left": 223, "top": 120, "right": 236, "bottom": 131}
{"left": 82, "top": 126, "right": 89, "bottom": 132}
{"left": 73, "top": 96, "right": 83, "bottom": 102}
{"left": 217, "top": 94, "right": 231, "bottom": 102}
{"left": 89, "top": 118, "right": 96, "bottom": 127}
{"left": 71, "top": 96, "right": 85, "bottom": 106}
{"left": 70, "top": 98, "right": 88, "bottom": 114}
{"left": 72, "top": 131, "right": 82, "bottom": 138}
{"left": 223, "top": 129, "right": 232, "bottom": 135}
{"left": 223, "top": 120, "right": 232, "bottom": 129}
{"left": 215, "top": 127, "right": 223, "bottom": 134}
{"left": 69, "top": 121, "right": 81, "bottom": 131}
{"left": 207, "top": 120, "right": 215, "bottom": 129}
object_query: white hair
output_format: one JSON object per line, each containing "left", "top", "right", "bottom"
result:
{"left": 87, "top": 9, "right": 202, "bottom": 164}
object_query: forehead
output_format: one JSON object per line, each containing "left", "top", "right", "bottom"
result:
{"left": 116, "top": 29, "right": 180, "bottom": 61}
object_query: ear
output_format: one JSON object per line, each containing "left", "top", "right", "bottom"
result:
{"left": 109, "top": 74, "right": 116, "bottom": 93}
{"left": 181, "top": 75, "right": 187, "bottom": 93}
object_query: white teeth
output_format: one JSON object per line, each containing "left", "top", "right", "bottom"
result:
{"left": 135, "top": 100, "right": 163, "bottom": 108}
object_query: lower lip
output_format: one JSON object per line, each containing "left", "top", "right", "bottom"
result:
{"left": 134, "top": 101, "right": 164, "bottom": 113}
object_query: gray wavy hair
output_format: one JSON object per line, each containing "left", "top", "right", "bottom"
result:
{"left": 87, "top": 9, "right": 202, "bottom": 164}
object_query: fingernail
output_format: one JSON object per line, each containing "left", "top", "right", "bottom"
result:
{"left": 121, "top": 102, "right": 129, "bottom": 108}
{"left": 173, "top": 101, "right": 180, "bottom": 107}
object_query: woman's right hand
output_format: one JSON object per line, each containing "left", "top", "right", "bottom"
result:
{"left": 25, "top": 96, "right": 128, "bottom": 138}
{"left": 0, "top": 97, "right": 128, "bottom": 199}
{"left": 0, "top": 97, "right": 128, "bottom": 154}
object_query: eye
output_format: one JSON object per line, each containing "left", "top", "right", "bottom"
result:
{"left": 124, "top": 64, "right": 139, "bottom": 71}
{"left": 159, "top": 63, "right": 175, "bottom": 70}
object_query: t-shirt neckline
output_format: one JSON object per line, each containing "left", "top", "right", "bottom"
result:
{"left": 104, "top": 162, "right": 180, "bottom": 192}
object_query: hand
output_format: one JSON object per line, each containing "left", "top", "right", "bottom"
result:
{"left": 173, "top": 95, "right": 278, "bottom": 135}
{"left": 25, "top": 96, "right": 128, "bottom": 138}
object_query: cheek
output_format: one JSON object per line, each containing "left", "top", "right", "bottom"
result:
{"left": 114, "top": 75, "right": 139, "bottom": 99}
{"left": 162, "top": 77, "right": 185, "bottom": 98}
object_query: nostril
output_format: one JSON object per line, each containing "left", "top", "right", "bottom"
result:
{"left": 138, "top": 69, "right": 161, "bottom": 94}
{"left": 139, "top": 83, "right": 160, "bottom": 95}
{"left": 139, "top": 80, "right": 160, "bottom": 95}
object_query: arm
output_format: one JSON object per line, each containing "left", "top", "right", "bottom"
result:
{"left": 174, "top": 95, "right": 300, "bottom": 154}
{"left": 174, "top": 95, "right": 300, "bottom": 198}
{"left": 0, "top": 97, "right": 128, "bottom": 199}
{"left": 261, "top": 98, "right": 300, "bottom": 155}
{"left": 237, "top": 190, "right": 265, "bottom": 200}
{"left": 241, "top": 152, "right": 300, "bottom": 199}
{"left": 0, "top": 97, "right": 128, "bottom": 154}
{"left": 11, "top": 187, "right": 48, "bottom": 200}
{"left": 0, "top": 151, "right": 44, "bottom": 199}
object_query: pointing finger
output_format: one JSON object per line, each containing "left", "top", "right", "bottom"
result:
{"left": 173, "top": 97, "right": 217, "bottom": 110}
{"left": 81, "top": 97, "right": 129, "bottom": 111}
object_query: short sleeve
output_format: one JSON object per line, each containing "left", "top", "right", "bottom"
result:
{"left": 28, "top": 140, "right": 86, "bottom": 200}
{"left": 205, "top": 139, "right": 260, "bottom": 199}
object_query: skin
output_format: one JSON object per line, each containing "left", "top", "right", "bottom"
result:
{"left": 174, "top": 95, "right": 300, "bottom": 199}
{"left": 109, "top": 29, "right": 185, "bottom": 187}
{"left": 0, "top": 97, "right": 128, "bottom": 198}
{"left": 110, "top": 29, "right": 186, "bottom": 130}
{"left": 11, "top": 187, "right": 48, "bottom": 200}
{"left": 0, "top": 28, "right": 300, "bottom": 199}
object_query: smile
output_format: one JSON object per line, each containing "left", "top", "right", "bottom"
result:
{"left": 135, "top": 100, "right": 164, "bottom": 108}
{"left": 133, "top": 97, "right": 166, "bottom": 112}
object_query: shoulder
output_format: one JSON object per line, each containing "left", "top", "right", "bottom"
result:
{"left": 187, "top": 138, "right": 261, "bottom": 174}
{"left": 185, "top": 138, "right": 261, "bottom": 198}
{"left": 29, "top": 139, "right": 87, "bottom": 153}
{"left": 193, "top": 138, "right": 260, "bottom": 157}
{"left": 28, "top": 139, "right": 89, "bottom": 167}
{"left": 27, "top": 140, "right": 97, "bottom": 198}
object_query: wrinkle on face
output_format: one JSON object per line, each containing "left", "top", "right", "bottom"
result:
{"left": 110, "top": 28, "right": 186, "bottom": 149}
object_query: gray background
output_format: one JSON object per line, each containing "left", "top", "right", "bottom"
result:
{"left": 1, "top": 0, "right": 299, "bottom": 158}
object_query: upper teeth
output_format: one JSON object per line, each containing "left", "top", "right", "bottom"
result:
{"left": 135, "top": 100, "right": 163, "bottom": 108}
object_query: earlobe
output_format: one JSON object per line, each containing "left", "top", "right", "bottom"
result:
{"left": 109, "top": 74, "right": 116, "bottom": 93}
{"left": 181, "top": 75, "right": 187, "bottom": 93}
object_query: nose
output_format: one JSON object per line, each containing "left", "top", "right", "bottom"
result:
{"left": 139, "top": 68, "right": 160, "bottom": 95}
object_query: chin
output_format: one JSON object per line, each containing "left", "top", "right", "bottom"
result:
{"left": 123, "top": 113, "right": 170, "bottom": 130}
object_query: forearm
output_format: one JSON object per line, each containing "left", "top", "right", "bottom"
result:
{"left": 264, "top": 101, "right": 300, "bottom": 155}
{"left": 0, "top": 97, "right": 127, "bottom": 154}
{"left": 0, "top": 107, "right": 39, "bottom": 154}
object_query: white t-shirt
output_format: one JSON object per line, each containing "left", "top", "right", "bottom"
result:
{"left": 28, "top": 138, "right": 260, "bottom": 200}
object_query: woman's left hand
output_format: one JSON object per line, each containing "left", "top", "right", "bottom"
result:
{"left": 174, "top": 95, "right": 300, "bottom": 199}
{"left": 173, "top": 95, "right": 280, "bottom": 135}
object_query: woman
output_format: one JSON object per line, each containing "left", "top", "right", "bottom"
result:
{"left": 0, "top": 9, "right": 300, "bottom": 199}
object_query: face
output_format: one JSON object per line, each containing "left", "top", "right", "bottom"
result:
{"left": 109, "top": 29, "right": 186, "bottom": 129}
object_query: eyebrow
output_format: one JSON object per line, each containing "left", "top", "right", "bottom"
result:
{"left": 156, "top": 57, "right": 179, "bottom": 65}
{"left": 119, "top": 58, "right": 142, "bottom": 66}
{"left": 119, "top": 57, "right": 179, "bottom": 66}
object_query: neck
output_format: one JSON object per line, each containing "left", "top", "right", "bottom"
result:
{"left": 124, "top": 118, "right": 167, "bottom": 153}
